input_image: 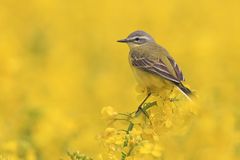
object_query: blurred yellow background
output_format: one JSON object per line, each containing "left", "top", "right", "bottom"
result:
{"left": 0, "top": 0, "right": 240, "bottom": 159}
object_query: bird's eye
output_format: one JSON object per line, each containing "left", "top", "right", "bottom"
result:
{"left": 135, "top": 37, "right": 140, "bottom": 41}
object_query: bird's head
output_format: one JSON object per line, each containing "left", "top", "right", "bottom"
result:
{"left": 117, "top": 30, "right": 155, "bottom": 48}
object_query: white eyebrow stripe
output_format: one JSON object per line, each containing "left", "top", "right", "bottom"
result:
{"left": 129, "top": 36, "right": 151, "bottom": 41}
{"left": 139, "top": 36, "right": 151, "bottom": 40}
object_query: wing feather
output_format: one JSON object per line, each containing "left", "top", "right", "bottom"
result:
{"left": 131, "top": 53, "right": 182, "bottom": 83}
{"left": 167, "top": 57, "right": 184, "bottom": 81}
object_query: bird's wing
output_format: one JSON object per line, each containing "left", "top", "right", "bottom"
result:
{"left": 166, "top": 56, "right": 184, "bottom": 81}
{"left": 131, "top": 51, "right": 184, "bottom": 84}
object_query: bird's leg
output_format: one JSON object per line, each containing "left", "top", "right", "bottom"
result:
{"left": 136, "top": 92, "right": 151, "bottom": 118}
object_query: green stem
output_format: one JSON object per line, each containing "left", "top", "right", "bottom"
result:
{"left": 120, "top": 101, "right": 157, "bottom": 160}
{"left": 121, "top": 122, "right": 134, "bottom": 160}
{"left": 142, "top": 101, "right": 157, "bottom": 111}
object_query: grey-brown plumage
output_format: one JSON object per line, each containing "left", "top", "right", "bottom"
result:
{"left": 118, "top": 30, "right": 192, "bottom": 99}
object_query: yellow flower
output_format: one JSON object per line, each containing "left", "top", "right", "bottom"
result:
{"left": 114, "top": 134, "right": 125, "bottom": 145}
{"left": 101, "top": 106, "right": 118, "bottom": 119}
{"left": 151, "top": 144, "right": 163, "bottom": 158}
{"left": 139, "top": 142, "right": 163, "bottom": 158}
{"left": 139, "top": 142, "right": 153, "bottom": 154}
{"left": 130, "top": 128, "right": 142, "bottom": 137}
{"left": 153, "top": 135, "right": 160, "bottom": 142}
{"left": 129, "top": 128, "right": 143, "bottom": 144}
{"left": 104, "top": 127, "right": 117, "bottom": 135}
{"left": 164, "top": 119, "right": 173, "bottom": 128}
{"left": 102, "top": 127, "right": 125, "bottom": 147}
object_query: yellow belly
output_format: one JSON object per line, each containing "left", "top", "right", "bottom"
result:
{"left": 132, "top": 67, "right": 174, "bottom": 94}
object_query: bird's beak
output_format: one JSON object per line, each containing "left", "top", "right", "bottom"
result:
{"left": 117, "top": 38, "right": 129, "bottom": 43}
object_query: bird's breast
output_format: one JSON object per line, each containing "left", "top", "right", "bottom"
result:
{"left": 130, "top": 66, "right": 173, "bottom": 93}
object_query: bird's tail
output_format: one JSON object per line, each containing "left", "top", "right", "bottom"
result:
{"left": 176, "top": 83, "right": 193, "bottom": 101}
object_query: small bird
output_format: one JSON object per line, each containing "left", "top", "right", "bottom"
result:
{"left": 117, "top": 30, "right": 192, "bottom": 112}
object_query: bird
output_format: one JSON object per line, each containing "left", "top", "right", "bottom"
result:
{"left": 117, "top": 30, "right": 192, "bottom": 113}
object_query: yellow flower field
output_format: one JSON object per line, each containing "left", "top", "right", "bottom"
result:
{"left": 0, "top": 0, "right": 240, "bottom": 159}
